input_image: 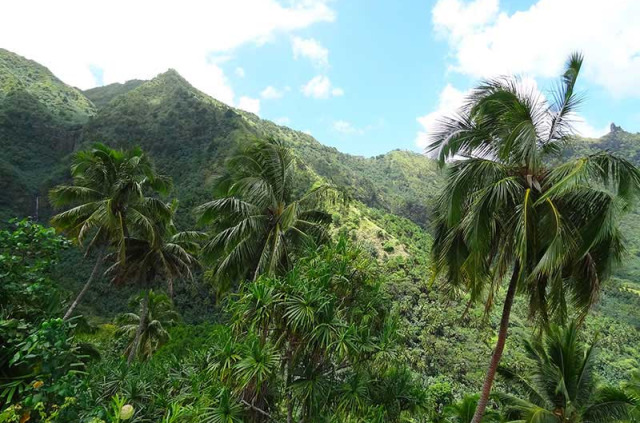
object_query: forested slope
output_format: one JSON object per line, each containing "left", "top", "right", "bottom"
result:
{"left": 2, "top": 47, "right": 640, "bottom": 401}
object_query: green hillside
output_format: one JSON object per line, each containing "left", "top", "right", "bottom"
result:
{"left": 0, "top": 49, "right": 95, "bottom": 220}
{"left": 2, "top": 49, "right": 640, "bottom": 422}
{"left": 0, "top": 49, "right": 95, "bottom": 124}
{"left": 83, "top": 79, "right": 145, "bottom": 109}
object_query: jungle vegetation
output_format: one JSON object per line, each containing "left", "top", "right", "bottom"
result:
{"left": 2, "top": 48, "right": 640, "bottom": 422}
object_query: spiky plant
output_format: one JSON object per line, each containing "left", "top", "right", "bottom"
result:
{"left": 116, "top": 290, "right": 179, "bottom": 362}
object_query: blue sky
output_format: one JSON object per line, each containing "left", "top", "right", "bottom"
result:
{"left": 3, "top": 0, "right": 640, "bottom": 157}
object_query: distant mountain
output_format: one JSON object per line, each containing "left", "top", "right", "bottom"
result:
{"left": 83, "top": 79, "right": 145, "bottom": 109}
{"left": 1, "top": 47, "right": 638, "bottom": 240}
{"left": 0, "top": 49, "right": 94, "bottom": 123}
{"left": 0, "top": 49, "right": 95, "bottom": 220}
{"left": 79, "top": 68, "right": 444, "bottom": 226}
{"left": 2, "top": 48, "right": 640, "bottom": 388}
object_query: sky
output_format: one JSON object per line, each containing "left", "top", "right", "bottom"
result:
{"left": 2, "top": 0, "right": 640, "bottom": 157}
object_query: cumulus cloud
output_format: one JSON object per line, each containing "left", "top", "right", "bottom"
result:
{"left": 572, "top": 115, "right": 610, "bottom": 139}
{"left": 415, "top": 84, "right": 468, "bottom": 149}
{"left": 237, "top": 96, "right": 261, "bottom": 115}
{"left": 301, "top": 75, "right": 344, "bottom": 99}
{"left": 292, "top": 37, "right": 329, "bottom": 68}
{"left": 432, "top": 0, "right": 640, "bottom": 97}
{"left": 261, "top": 86, "right": 285, "bottom": 99}
{"left": 0, "top": 0, "right": 335, "bottom": 107}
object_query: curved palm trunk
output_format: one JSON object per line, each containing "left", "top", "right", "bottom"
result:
{"left": 63, "top": 249, "right": 105, "bottom": 320}
{"left": 471, "top": 262, "right": 520, "bottom": 423}
{"left": 127, "top": 289, "right": 150, "bottom": 365}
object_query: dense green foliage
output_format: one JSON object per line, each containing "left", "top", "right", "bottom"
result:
{"left": 83, "top": 80, "right": 145, "bottom": 110}
{"left": 497, "top": 323, "right": 633, "bottom": 422}
{"left": 2, "top": 49, "right": 640, "bottom": 423}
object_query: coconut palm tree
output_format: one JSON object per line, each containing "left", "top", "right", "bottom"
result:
{"left": 107, "top": 206, "right": 199, "bottom": 364}
{"left": 496, "top": 323, "right": 633, "bottom": 422}
{"left": 49, "top": 143, "right": 172, "bottom": 319}
{"left": 116, "top": 290, "right": 179, "bottom": 361}
{"left": 195, "top": 138, "right": 337, "bottom": 294}
{"left": 427, "top": 53, "right": 640, "bottom": 422}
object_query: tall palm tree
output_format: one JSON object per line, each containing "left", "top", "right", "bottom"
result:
{"left": 196, "top": 138, "right": 336, "bottom": 292}
{"left": 49, "top": 143, "right": 172, "bottom": 319}
{"left": 427, "top": 53, "right": 640, "bottom": 423}
{"left": 496, "top": 323, "right": 633, "bottom": 422}
{"left": 107, "top": 206, "right": 199, "bottom": 364}
{"left": 116, "top": 290, "right": 179, "bottom": 361}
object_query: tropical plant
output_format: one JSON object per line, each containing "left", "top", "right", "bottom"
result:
{"left": 622, "top": 370, "right": 640, "bottom": 422}
{"left": 427, "top": 52, "right": 640, "bottom": 422}
{"left": 49, "top": 143, "right": 172, "bottom": 319}
{"left": 496, "top": 323, "right": 633, "bottom": 422}
{"left": 196, "top": 137, "right": 338, "bottom": 294}
{"left": 116, "top": 291, "right": 180, "bottom": 362}
{"left": 445, "top": 395, "right": 501, "bottom": 423}
{"left": 107, "top": 203, "right": 199, "bottom": 364}
{"left": 206, "top": 238, "right": 425, "bottom": 422}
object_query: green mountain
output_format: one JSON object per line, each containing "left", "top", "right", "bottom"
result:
{"left": 79, "top": 69, "right": 444, "bottom": 227}
{"left": 83, "top": 79, "right": 144, "bottom": 109}
{"left": 2, "top": 49, "right": 640, "bottom": 394}
{"left": 0, "top": 49, "right": 95, "bottom": 220}
{"left": 0, "top": 49, "right": 95, "bottom": 124}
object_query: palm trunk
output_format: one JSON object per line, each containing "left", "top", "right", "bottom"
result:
{"left": 285, "top": 352, "right": 293, "bottom": 423}
{"left": 63, "top": 249, "right": 105, "bottom": 320}
{"left": 168, "top": 276, "right": 174, "bottom": 298}
{"left": 471, "top": 262, "right": 520, "bottom": 423}
{"left": 127, "top": 289, "right": 150, "bottom": 365}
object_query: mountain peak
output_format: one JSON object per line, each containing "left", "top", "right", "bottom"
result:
{"left": 0, "top": 48, "right": 95, "bottom": 123}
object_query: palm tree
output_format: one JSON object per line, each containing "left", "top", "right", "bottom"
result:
{"left": 496, "top": 323, "right": 633, "bottom": 422}
{"left": 49, "top": 143, "right": 172, "bottom": 319}
{"left": 107, "top": 206, "right": 199, "bottom": 364}
{"left": 427, "top": 53, "right": 640, "bottom": 422}
{"left": 196, "top": 137, "right": 337, "bottom": 292}
{"left": 116, "top": 290, "right": 179, "bottom": 361}
{"left": 622, "top": 371, "right": 640, "bottom": 422}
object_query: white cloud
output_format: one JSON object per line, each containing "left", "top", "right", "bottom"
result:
{"left": 301, "top": 75, "right": 343, "bottom": 99}
{"left": 292, "top": 37, "right": 329, "bottom": 68}
{"left": 415, "top": 84, "right": 468, "bottom": 149}
{"left": 260, "top": 85, "right": 284, "bottom": 99}
{"left": 303, "top": 129, "right": 313, "bottom": 135}
{"left": 432, "top": 0, "right": 640, "bottom": 97}
{"left": 0, "top": 0, "right": 335, "bottom": 108}
{"left": 432, "top": 0, "right": 498, "bottom": 41}
{"left": 235, "top": 67, "right": 246, "bottom": 78}
{"left": 237, "top": 96, "right": 261, "bottom": 115}
{"left": 572, "top": 115, "right": 610, "bottom": 138}
{"left": 333, "top": 120, "right": 365, "bottom": 135}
